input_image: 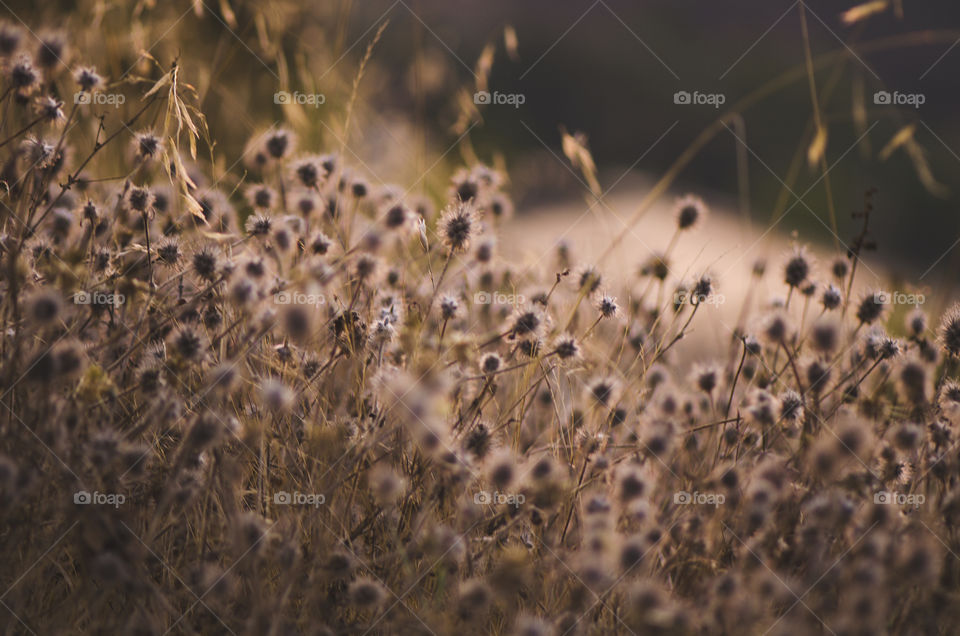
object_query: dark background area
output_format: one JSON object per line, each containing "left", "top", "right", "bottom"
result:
{"left": 7, "top": 0, "right": 960, "bottom": 279}
{"left": 355, "top": 0, "right": 960, "bottom": 279}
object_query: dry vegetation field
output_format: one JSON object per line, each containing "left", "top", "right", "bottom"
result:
{"left": 1, "top": 1, "right": 960, "bottom": 635}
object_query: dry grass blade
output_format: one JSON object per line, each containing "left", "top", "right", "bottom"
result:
{"left": 841, "top": 1, "right": 890, "bottom": 25}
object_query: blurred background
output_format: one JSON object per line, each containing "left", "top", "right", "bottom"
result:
{"left": 7, "top": 0, "right": 960, "bottom": 290}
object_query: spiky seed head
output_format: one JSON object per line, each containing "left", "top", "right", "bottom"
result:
{"left": 821, "top": 284, "right": 843, "bottom": 310}
{"left": 939, "top": 303, "right": 960, "bottom": 357}
{"left": 246, "top": 184, "right": 275, "bottom": 210}
{"left": 597, "top": 295, "right": 618, "bottom": 318}
{"left": 133, "top": 132, "right": 162, "bottom": 160}
{"left": 192, "top": 247, "right": 219, "bottom": 281}
{"left": 892, "top": 422, "right": 923, "bottom": 451}
{"left": 553, "top": 334, "right": 579, "bottom": 360}
{"left": 369, "top": 319, "right": 396, "bottom": 346}
{"left": 692, "top": 274, "right": 713, "bottom": 302}
{"left": 126, "top": 186, "right": 152, "bottom": 213}
{"left": 906, "top": 308, "right": 927, "bottom": 337}
{"left": 518, "top": 338, "right": 541, "bottom": 358}
{"left": 618, "top": 535, "right": 648, "bottom": 572}
{"left": 760, "top": 311, "right": 789, "bottom": 344}
{"left": 488, "top": 193, "right": 513, "bottom": 220}
{"left": 831, "top": 256, "right": 850, "bottom": 280}
{"left": 264, "top": 129, "right": 294, "bottom": 159}
{"left": 49, "top": 208, "right": 72, "bottom": 238}
{"left": 864, "top": 331, "right": 902, "bottom": 361}
{"left": 309, "top": 232, "right": 332, "bottom": 255}
{"left": 438, "top": 202, "right": 475, "bottom": 253}
{"left": 898, "top": 357, "right": 929, "bottom": 404}
{"left": 640, "top": 253, "right": 669, "bottom": 280}
{"left": 576, "top": 264, "right": 602, "bottom": 294}
{"left": 348, "top": 578, "right": 386, "bottom": 607}
{"left": 260, "top": 378, "right": 294, "bottom": 413}
{"left": 383, "top": 204, "right": 408, "bottom": 230}
{"left": 0, "top": 23, "right": 22, "bottom": 56}
{"left": 616, "top": 465, "right": 649, "bottom": 502}
{"left": 752, "top": 258, "right": 767, "bottom": 277}
{"left": 475, "top": 238, "right": 495, "bottom": 264}
{"left": 171, "top": 326, "right": 205, "bottom": 362}
{"left": 272, "top": 227, "right": 293, "bottom": 252}
{"left": 747, "top": 390, "right": 779, "bottom": 426}
{"left": 292, "top": 156, "right": 323, "bottom": 188}
{"left": 856, "top": 292, "right": 888, "bottom": 325}
{"left": 588, "top": 377, "right": 618, "bottom": 407}
{"left": 835, "top": 419, "right": 870, "bottom": 457}
{"left": 811, "top": 320, "right": 840, "bottom": 353}
{"left": 674, "top": 194, "right": 707, "bottom": 230}
{"left": 245, "top": 214, "right": 272, "bottom": 237}
{"left": 10, "top": 55, "right": 37, "bottom": 89}
{"left": 805, "top": 359, "right": 831, "bottom": 394}
{"left": 480, "top": 352, "right": 502, "bottom": 375}
{"left": 36, "top": 33, "right": 66, "bottom": 68}
{"left": 440, "top": 295, "right": 459, "bottom": 320}
{"left": 37, "top": 96, "right": 63, "bottom": 122}
{"left": 457, "top": 579, "right": 492, "bottom": 619}
{"left": 28, "top": 290, "right": 61, "bottom": 324}
{"left": 784, "top": 248, "right": 812, "bottom": 288}
{"left": 488, "top": 452, "right": 515, "bottom": 489}
{"left": 354, "top": 254, "right": 380, "bottom": 281}
{"left": 452, "top": 173, "right": 479, "bottom": 203}
{"left": 691, "top": 364, "right": 719, "bottom": 395}
{"left": 510, "top": 308, "right": 542, "bottom": 337}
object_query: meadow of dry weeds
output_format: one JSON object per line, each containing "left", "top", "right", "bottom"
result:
{"left": 2, "top": 2, "right": 960, "bottom": 635}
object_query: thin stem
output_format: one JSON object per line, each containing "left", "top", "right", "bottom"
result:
{"left": 0, "top": 114, "right": 44, "bottom": 149}
{"left": 725, "top": 339, "right": 748, "bottom": 418}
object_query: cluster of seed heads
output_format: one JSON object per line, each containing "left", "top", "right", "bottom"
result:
{"left": 2, "top": 17, "right": 960, "bottom": 636}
